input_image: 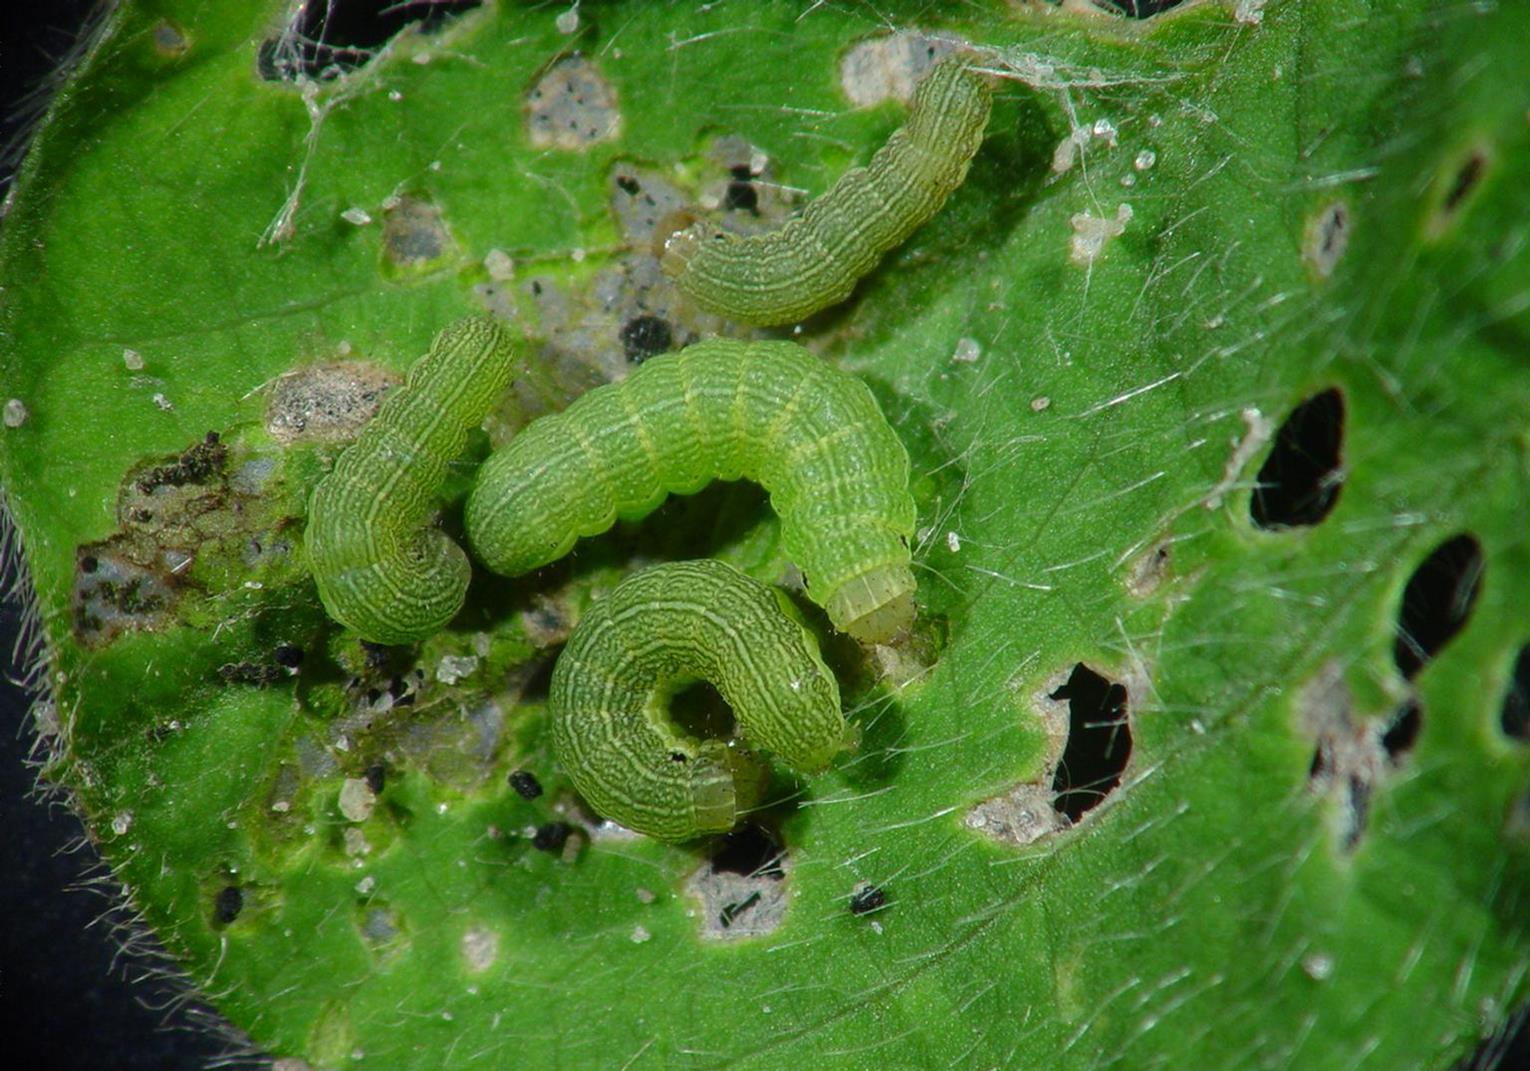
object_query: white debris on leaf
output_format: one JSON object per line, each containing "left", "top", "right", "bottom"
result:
{"left": 1204, "top": 407, "right": 1274, "bottom": 510}
{"left": 555, "top": 5, "right": 580, "bottom": 35}
{"left": 2, "top": 398, "right": 27, "bottom": 428}
{"left": 483, "top": 248, "right": 515, "bottom": 282}
{"left": 266, "top": 361, "right": 398, "bottom": 444}
{"left": 951, "top": 337, "right": 981, "bottom": 364}
{"left": 340, "top": 206, "right": 373, "bottom": 226}
{"left": 1134, "top": 149, "right": 1157, "bottom": 171}
{"left": 435, "top": 654, "right": 480, "bottom": 684}
{"left": 967, "top": 783, "right": 1069, "bottom": 847}
{"left": 839, "top": 30, "right": 966, "bottom": 108}
{"left": 1052, "top": 117, "right": 1122, "bottom": 175}
{"left": 1235, "top": 0, "right": 1267, "bottom": 25}
{"left": 1051, "top": 127, "right": 1090, "bottom": 174}
{"left": 1069, "top": 203, "right": 1133, "bottom": 267}
{"left": 122, "top": 348, "right": 145, "bottom": 370}
{"left": 1302, "top": 952, "right": 1335, "bottom": 981}
{"left": 151, "top": 392, "right": 174, "bottom": 412}
{"left": 946, "top": 531, "right": 962, "bottom": 553}
{"left": 338, "top": 777, "right": 377, "bottom": 822}
{"left": 462, "top": 925, "right": 500, "bottom": 972}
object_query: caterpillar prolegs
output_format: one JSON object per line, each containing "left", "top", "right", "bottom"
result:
{"left": 661, "top": 53, "right": 994, "bottom": 326}
{"left": 464, "top": 339, "right": 918, "bottom": 644}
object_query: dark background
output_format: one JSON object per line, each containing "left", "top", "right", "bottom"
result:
{"left": 1, "top": 4, "right": 1526, "bottom": 1071}
{"left": 1, "top": 4, "right": 240, "bottom": 1067}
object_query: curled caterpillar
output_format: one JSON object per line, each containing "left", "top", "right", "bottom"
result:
{"left": 464, "top": 339, "right": 917, "bottom": 643}
{"left": 660, "top": 53, "right": 993, "bottom": 326}
{"left": 305, "top": 316, "right": 519, "bottom": 644}
{"left": 550, "top": 559, "right": 845, "bottom": 841}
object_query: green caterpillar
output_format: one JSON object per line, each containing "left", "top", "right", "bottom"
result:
{"left": 550, "top": 559, "right": 845, "bottom": 841}
{"left": 464, "top": 339, "right": 917, "bottom": 643}
{"left": 305, "top": 316, "right": 519, "bottom": 645}
{"left": 660, "top": 52, "right": 993, "bottom": 326}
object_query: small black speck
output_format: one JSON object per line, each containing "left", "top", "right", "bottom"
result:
{"left": 849, "top": 883, "right": 887, "bottom": 915}
{"left": 620, "top": 314, "right": 674, "bottom": 363}
{"left": 508, "top": 769, "right": 543, "bottom": 800}
{"left": 204, "top": 430, "right": 220, "bottom": 444}
{"left": 719, "top": 890, "right": 762, "bottom": 928}
{"left": 668, "top": 751, "right": 687, "bottom": 764}
{"left": 364, "top": 763, "right": 386, "bottom": 794}
{"left": 531, "top": 280, "right": 544, "bottom": 296}
{"left": 532, "top": 821, "right": 573, "bottom": 853}
{"left": 1443, "top": 150, "right": 1486, "bottom": 213}
{"left": 80, "top": 555, "right": 99, "bottom": 574}
{"left": 616, "top": 174, "right": 641, "bottom": 195}
{"left": 214, "top": 885, "right": 244, "bottom": 925}
{"left": 273, "top": 643, "right": 304, "bottom": 668}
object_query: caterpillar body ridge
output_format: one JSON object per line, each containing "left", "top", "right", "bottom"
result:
{"left": 661, "top": 53, "right": 993, "bottom": 326}
{"left": 305, "top": 316, "right": 519, "bottom": 644}
{"left": 550, "top": 559, "right": 845, "bottom": 841}
{"left": 464, "top": 338, "right": 917, "bottom": 643}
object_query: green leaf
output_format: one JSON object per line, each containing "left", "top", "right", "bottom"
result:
{"left": 3, "top": 1, "right": 1527, "bottom": 1068}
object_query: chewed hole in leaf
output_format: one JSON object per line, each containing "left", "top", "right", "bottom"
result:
{"left": 1303, "top": 200, "right": 1351, "bottom": 279}
{"left": 1250, "top": 388, "right": 1345, "bottom": 530}
{"left": 1425, "top": 144, "right": 1493, "bottom": 240}
{"left": 382, "top": 196, "right": 456, "bottom": 272}
{"left": 687, "top": 824, "right": 788, "bottom": 940}
{"left": 708, "top": 823, "right": 784, "bottom": 880}
{"left": 1091, "top": 0, "right": 1188, "bottom": 17}
{"left": 1380, "top": 699, "right": 1423, "bottom": 763}
{"left": 1301, "top": 662, "right": 1383, "bottom": 852}
{"left": 532, "top": 821, "right": 574, "bottom": 853}
{"left": 1049, "top": 664, "right": 1132, "bottom": 823}
{"left": 526, "top": 54, "right": 622, "bottom": 150}
{"left": 213, "top": 884, "right": 243, "bottom": 926}
{"left": 1443, "top": 149, "right": 1488, "bottom": 215}
{"left": 256, "top": 0, "right": 483, "bottom": 82}
{"left": 1500, "top": 644, "right": 1530, "bottom": 742}
{"left": 1393, "top": 533, "right": 1485, "bottom": 681}
{"left": 723, "top": 165, "right": 760, "bottom": 214}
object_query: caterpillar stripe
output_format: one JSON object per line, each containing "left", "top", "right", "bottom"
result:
{"left": 305, "top": 317, "right": 519, "bottom": 644}
{"left": 550, "top": 559, "right": 844, "bottom": 841}
{"left": 660, "top": 53, "right": 993, "bottom": 325}
{"left": 464, "top": 339, "right": 917, "bottom": 643}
